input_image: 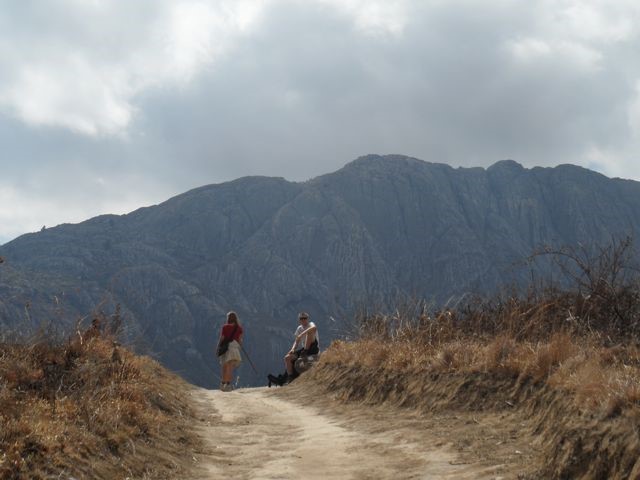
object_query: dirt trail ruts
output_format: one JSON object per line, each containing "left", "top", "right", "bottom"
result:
{"left": 190, "top": 387, "right": 517, "bottom": 479}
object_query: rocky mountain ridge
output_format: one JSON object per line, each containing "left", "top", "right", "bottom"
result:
{"left": 2, "top": 155, "right": 640, "bottom": 386}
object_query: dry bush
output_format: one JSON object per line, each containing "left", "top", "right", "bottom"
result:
{"left": 0, "top": 313, "right": 198, "bottom": 480}
{"left": 355, "top": 238, "right": 640, "bottom": 347}
{"left": 523, "top": 332, "right": 579, "bottom": 381}
{"left": 550, "top": 347, "right": 640, "bottom": 413}
{"left": 483, "top": 334, "right": 518, "bottom": 372}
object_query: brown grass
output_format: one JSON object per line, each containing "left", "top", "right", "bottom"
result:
{"left": 0, "top": 316, "right": 199, "bottom": 479}
{"left": 324, "top": 334, "right": 640, "bottom": 415}
{"left": 345, "top": 264, "right": 640, "bottom": 414}
{"left": 316, "top": 283, "right": 640, "bottom": 479}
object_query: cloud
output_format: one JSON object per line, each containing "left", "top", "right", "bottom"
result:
{"left": 0, "top": 155, "right": 175, "bottom": 245}
{"left": 629, "top": 82, "right": 640, "bottom": 138}
{"left": 0, "top": 57, "right": 134, "bottom": 136}
{"left": 317, "top": 0, "right": 411, "bottom": 36}
{"left": 1, "top": 0, "right": 640, "bottom": 242}
{"left": 137, "top": 0, "right": 640, "bottom": 175}
{"left": 507, "top": 37, "right": 603, "bottom": 71}
{"left": 0, "top": 0, "right": 267, "bottom": 136}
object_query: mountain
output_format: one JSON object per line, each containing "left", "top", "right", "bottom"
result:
{"left": 2, "top": 155, "right": 640, "bottom": 387}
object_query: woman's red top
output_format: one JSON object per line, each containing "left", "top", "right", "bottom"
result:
{"left": 221, "top": 323, "right": 243, "bottom": 342}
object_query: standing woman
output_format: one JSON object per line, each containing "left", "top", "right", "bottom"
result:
{"left": 217, "top": 311, "right": 243, "bottom": 391}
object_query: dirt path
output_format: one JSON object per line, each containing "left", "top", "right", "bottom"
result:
{"left": 190, "top": 387, "right": 526, "bottom": 479}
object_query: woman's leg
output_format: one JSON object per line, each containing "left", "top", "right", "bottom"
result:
{"left": 222, "top": 362, "right": 232, "bottom": 383}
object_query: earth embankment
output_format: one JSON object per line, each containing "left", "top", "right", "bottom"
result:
{"left": 299, "top": 354, "right": 640, "bottom": 479}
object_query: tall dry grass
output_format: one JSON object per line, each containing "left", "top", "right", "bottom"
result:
{"left": 0, "top": 313, "right": 198, "bottom": 479}
{"left": 331, "top": 240, "right": 640, "bottom": 415}
{"left": 326, "top": 334, "right": 640, "bottom": 415}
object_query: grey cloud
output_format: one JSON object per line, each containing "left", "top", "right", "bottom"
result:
{"left": 135, "top": 1, "right": 640, "bottom": 180}
{"left": 2, "top": 0, "right": 640, "bottom": 243}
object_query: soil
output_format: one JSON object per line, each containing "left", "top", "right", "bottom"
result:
{"left": 190, "top": 386, "right": 541, "bottom": 479}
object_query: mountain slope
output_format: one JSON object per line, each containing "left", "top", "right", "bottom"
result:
{"left": 2, "top": 155, "right": 640, "bottom": 386}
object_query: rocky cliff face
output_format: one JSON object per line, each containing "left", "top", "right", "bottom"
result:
{"left": 2, "top": 155, "right": 640, "bottom": 387}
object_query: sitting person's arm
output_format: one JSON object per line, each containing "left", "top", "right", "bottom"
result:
{"left": 296, "top": 324, "right": 317, "bottom": 349}
{"left": 288, "top": 338, "right": 298, "bottom": 354}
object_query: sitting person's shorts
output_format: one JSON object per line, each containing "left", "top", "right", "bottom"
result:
{"left": 293, "top": 339, "right": 319, "bottom": 358}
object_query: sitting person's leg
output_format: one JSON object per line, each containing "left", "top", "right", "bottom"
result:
{"left": 284, "top": 351, "right": 297, "bottom": 375}
{"left": 284, "top": 348, "right": 304, "bottom": 381}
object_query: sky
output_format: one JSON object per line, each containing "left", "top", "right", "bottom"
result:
{"left": 1, "top": 0, "right": 640, "bottom": 244}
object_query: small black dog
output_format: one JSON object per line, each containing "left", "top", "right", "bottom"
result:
{"left": 267, "top": 370, "right": 300, "bottom": 387}
{"left": 267, "top": 373, "right": 286, "bottom": 387}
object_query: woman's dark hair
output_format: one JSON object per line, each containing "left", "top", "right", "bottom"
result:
{"left": 227, "top": 311, "right": 239, "bottom": 325}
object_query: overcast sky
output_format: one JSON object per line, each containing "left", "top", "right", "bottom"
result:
{"left": 1, "top": 0, "right": 640, "bottom": 244}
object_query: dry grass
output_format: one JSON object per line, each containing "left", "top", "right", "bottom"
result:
{"left": 341, "top": 241, "right": 640, "bottom": 414}
{"left": 332, "top": 284, "right": 640, "bottom": 415}
{"left": 325, "top": 334, "right": 640, "bottom": 415}
{"left": 0, "top": 316, "right": 199, "bottom": 479}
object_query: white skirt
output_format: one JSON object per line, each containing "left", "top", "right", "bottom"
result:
{"left": 219, "top": 340, "right": 242, "bottom": 366}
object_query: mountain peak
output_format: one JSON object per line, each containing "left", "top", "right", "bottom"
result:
{"left": 339, "top": 154, "right": 443, "bottom": 176}
{"left": 346, "top": 154, "right": 422, "bottom": 167}
{"left": 488, "top": 159, "right": 525, "bottom": 171}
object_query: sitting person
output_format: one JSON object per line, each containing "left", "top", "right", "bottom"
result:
{"left": 285, "top": 312, "right": 319, "bottom": 381}
{"left": 268, "top": 312, "right": 320, "bottom": 387}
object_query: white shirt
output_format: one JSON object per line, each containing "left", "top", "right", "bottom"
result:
{"left": 294, "top": 321, "right": 319, "bottom": 350}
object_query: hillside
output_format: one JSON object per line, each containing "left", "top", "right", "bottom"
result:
{"left": 2, "top": 155, "right": 640, "bottom": 387}
{"left": 0, "top": 317, "right": 199, "bottom": 479}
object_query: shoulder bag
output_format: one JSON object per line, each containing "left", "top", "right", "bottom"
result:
{"left": 216, "top": 324, "right": 239, "bottom": 357}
